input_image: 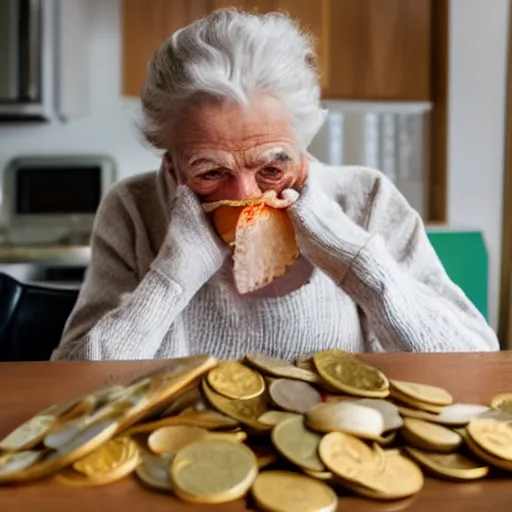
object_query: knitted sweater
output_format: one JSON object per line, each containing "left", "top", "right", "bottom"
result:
{"left": 51, "top": 158, "right": 499, "bottom": 361}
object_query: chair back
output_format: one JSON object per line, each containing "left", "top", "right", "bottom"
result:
{"left": 0, "top": 273, "right": 78, "bottom": 362}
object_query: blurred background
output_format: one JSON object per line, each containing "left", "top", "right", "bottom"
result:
{"left": 0, "top": 0, "right": 510, "bottom": 348}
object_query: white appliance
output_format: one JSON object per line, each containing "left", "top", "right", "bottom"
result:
{"left": 1, "top": 155, "right": 116, "bottom": 246}
{"left": 0, "top": 155, "right": 116, "bottom": 287}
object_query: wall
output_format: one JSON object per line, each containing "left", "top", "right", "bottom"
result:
{"left": 0, "top": 0, "right": 161, "bottom": 216}
{"left": 447, "top": 0, "right": 509, "bottom": 331}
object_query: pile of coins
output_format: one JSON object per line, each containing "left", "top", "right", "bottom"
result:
{"left": 1, "top": 350, "right": 512, "bottom": 511}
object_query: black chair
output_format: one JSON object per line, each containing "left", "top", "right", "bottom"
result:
{"left": 0, "top": 273, "right": 79, "bottom": 362}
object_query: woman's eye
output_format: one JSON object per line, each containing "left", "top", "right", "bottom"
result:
{"left": 200, "top": 169, "right": 225, "bottom": 180}
{"left": 261, "top": 166, "right": 282, "bottom": 178}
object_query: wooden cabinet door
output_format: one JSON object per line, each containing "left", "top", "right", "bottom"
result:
{"left": 272, "top": 0, "right": 329, "bottom": 91}
{"left": 122, "top": 0, "right": 211, "bottom": 96}
{"left": 326, "top": 0, "right": 432, "bottom": 100}
{"left": 122, "top": 0, "right": 327, "bottom": 97}
{"left": 122, "top": 0, "right": 431, "bottom": 100}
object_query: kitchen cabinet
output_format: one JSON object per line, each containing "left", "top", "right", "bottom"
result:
{"left": 327, "top": 0, "right": 431, "bottom": 100}
{"left": 122, "top": 0, "right": 432, "bottom": 101}
{"left": 122, "top": 1, "right": 210, "bottom": 98}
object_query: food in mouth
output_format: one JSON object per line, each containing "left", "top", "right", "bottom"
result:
{"left": 203, "top": 192, "right": 299, "bottom": 294}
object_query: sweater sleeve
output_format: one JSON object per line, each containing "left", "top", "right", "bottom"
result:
{"left": 288, "top": 167, "right": 499, "bottom": 353}
{"left": 51, "top": 183, "right": 224, "bottom": 361}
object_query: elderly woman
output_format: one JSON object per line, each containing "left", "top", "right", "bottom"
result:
{"left": 52, "top": 9, "right": 498, "bottom": 361}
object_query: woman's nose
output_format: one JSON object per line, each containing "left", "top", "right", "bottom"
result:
{"left": 228, "top": 172, "right": 261, "bottom": 201}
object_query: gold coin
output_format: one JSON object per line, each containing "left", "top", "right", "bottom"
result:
{"left": 207, "top": 362, "right": 265, "bottom": 400}
{"left": 313, "top": 350, "right": 389, "bottom": 397}
{"left": 123, "top": 410, "right": 239, "bottom": 436}
{"left": 44, "top": 422, "right": 87, "bottom": 450}
{"left": 356, "top": 451, "right": 424, "bottom": 500}
{"left": 258, "top": 411, "right": 301, "bottom": 426}
{"left": 467, "top": 417, "right": 512, "bottom": 460}
{"left": 397, "top": 405, "right": 445, "bottom": 423}
{"left": 117, "top": 355, "right": 217, "bottom": 432}
{"left": 201, "top": 380, "right": 271, "bottom": 431}
{"left": 170, "top": 439, "right": 258, "bottom": 504}
{"left": 135, "top": 452, "right": 174, "bottom": 491}
{"left": 306, "top": 401, "right": 384, "bottom": 439}
{"left": 87, "top": 400, "right": 133, "bottom": 424}
{"left": 174, "top": 391, "right": 211, "bottom": 416}
{"left": 206, "top": 431, "right": 247, "bottom": 443}
{"left": 390, "top": 380, "right": 453, "bottom": 406}
{"left": 294, "top": 357, "right": 340, "bottom": 393}
{"left": 56, "top": 446, "right": 140, "bottom": 488}
{"left": 269, "top": 379, "right": 322, "bottom": 414}
{"left": 404, "top": 446, "right": 488, "bottom": 480}
{"left": 81, "top": 384, "right": 127, "bottom": 412}
{"left": 43, "top": 400, "right": 130, "bottom": 450}
{"left": 401, "top": 418, "right": 463, "bottom": 452}
{"left": 0, "top": 451, "right": 43, "bottom": 477}
{"left": 0, "top": 414, "right": 56, "bottom": 452}
{"left": 41, "top": 395, "right": 95, "bottom": 424}
{"left": 271, "top": 416, "right": 326, "bottom": 472}
{"left": 110, "top": 377, "right": 153, "bottom": 406}
{"left": 303, "top": 469, "right": 334, "bottom": 482}
{"left": 41, "top": 419, "right": 119, "bottom": 470}
{"left": 46, "top": 379, "right": 152, "bottom": 449}
{"left": 490, "top": 392, "right": 512, "bottom": 414}
{"left": 340, "top": 478, "right": 420, "bottom": 504}
{"left": 159, "top": 384, "right": 205, "bottom": 417}
{"left": 319, "top": 432, "right": 423, "bottom": 499}
{"left": 73, "top": 436, "right": 139, "bottom": 476}
{"left": 390, "top": 389, "right": 445, "bottom": 414}
{"left": 93, "top": 384, "right": 127, "bottom": 402}
{"left": 0, "top": 419, "right": 119, "bottom": 483}
{"left": 245, "top": 352, "right": 321, "bottom": 384}
{"left": 397, "top": 403, "right": 489, "bottom": 426}
{"left": 148, "top": 426, "right": 208, "bottom": 454}
{"left": 44, "top": 386, "right": 145, "bottom": 447}
{"left": 128, "top": 355, "right": 215, "bottom": 386}
{"left": 318, "top": 431, "right": 376, "bottom": 481}
{"left": 252, "top": 470, "right": 338, "bottom": 512}
{"left": 462, "top": 429, "right": 512, "bottom": 471}
{"left": 39, "top": 384, "right": 120, "bottom": 426}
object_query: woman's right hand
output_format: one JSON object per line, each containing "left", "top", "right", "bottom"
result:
{"left": 152, "top": 185, "right": 229, "bottom": 293}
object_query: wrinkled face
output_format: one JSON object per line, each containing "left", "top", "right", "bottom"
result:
{"left": 168, "top": 95, "right": 308, "bottom": 202}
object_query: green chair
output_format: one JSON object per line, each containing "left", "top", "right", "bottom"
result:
{"left": 427, "top": 227, "right": 488, "bottom": 320}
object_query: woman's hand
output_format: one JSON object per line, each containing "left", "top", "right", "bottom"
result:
{"left": 155, "top": 185, "right": 230, "bottom": 290}
{"left": 270, "top": 156, "right": 308, "bottom": 208}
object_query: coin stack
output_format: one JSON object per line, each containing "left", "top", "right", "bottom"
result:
{"left": 1, "top": 350, "right": 512, "bottom": 511}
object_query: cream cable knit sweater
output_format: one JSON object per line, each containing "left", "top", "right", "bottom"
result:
{"left": 51, "top": 158, "right": 499, "bottom": 361}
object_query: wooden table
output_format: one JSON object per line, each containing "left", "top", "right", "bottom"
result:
{"left": 1, "top": 352, "right": 512, "bottom": 511}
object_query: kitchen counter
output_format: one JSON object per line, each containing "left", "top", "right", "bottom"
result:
{"left": 0, "top": 244, "right": 90, "bottom": 265}
{"left": 0, "top": 244, "right": 90, "bottom": 287}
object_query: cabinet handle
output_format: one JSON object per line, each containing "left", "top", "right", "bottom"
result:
{"left": 25, "top": 0, "right": 41, "bottom": 101}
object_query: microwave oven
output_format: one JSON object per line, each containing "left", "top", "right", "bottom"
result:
{"left": 2, "top": 155, "right": 116, "bottom": 245}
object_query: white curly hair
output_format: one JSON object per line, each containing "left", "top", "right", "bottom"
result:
{"left": 140, "top": 8, "right": 327, "bottom": 151}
